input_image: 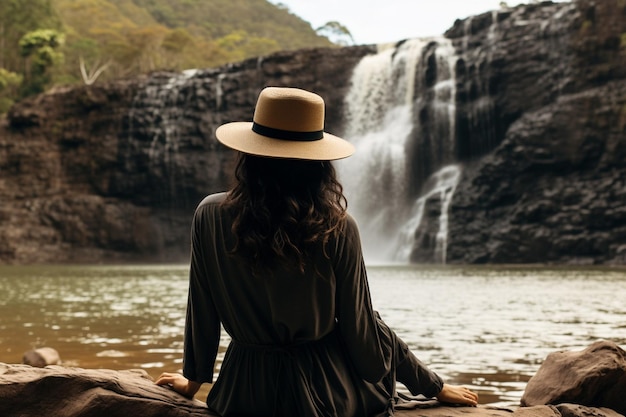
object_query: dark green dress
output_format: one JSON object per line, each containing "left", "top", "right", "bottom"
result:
{"left": 183, "top": 192, "right": 443, "bottom": 417}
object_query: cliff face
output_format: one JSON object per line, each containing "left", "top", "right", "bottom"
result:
{"left": 0, "top": 46, "right": 375, "bottom": 263}
{"left": 444, "top": 0, "right": 626, "bottom": 264}
{"left": 1, "top": 0, "right": 625, "bottom": 265}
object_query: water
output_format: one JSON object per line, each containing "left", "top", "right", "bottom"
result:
{"left": 1, "top": 264, "right": 625, "bottom": 407}
{"left": 394, "top": 165, "right": 461, "bottom": 263}
{"left": 338, "top": 37, "right": 460, "bottom": 263}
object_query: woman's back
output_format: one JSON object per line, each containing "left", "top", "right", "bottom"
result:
{"left": 191, "top": 192, "right": 339, "bottom": 345}
{"left": 186, "top": 193, "right": 392, "bottom": 416}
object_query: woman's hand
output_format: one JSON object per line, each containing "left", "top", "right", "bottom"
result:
{"left": 155, "top": 372, "right": 202, "bottom": 398}
{"left": 436, "top": 383, "right": 479, "bottom": 406}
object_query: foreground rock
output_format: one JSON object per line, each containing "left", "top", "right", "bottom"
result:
{"left": 522, "top": 340, "right": 626, "bottom": 415}
{"left": 0, "top": 363, "right": 601, "bottom": 417}
{"left": 398, "top": 404, "right": 623, "bottom": 417}
{"left": 1, "top": 341, "right": 625, "bottom": 417}
{"left": 0, "top": 364, "right": 212, "bottom": 417}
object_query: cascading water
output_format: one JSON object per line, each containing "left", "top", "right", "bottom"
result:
{"left": 147, "top": 69, "right": 199, "bottom": 168}
{"left": 395, "top": 164, "right": 461, "bottom": 264}
{"left": 124, "top": 68, "right": 204, "bottom": 210}
{"left": 338, "top": 38, "right": 461, "bottom": 264}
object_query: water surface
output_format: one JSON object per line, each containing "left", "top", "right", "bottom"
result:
{"left": 0, "top": 264, "right": 624, "bottom": 407}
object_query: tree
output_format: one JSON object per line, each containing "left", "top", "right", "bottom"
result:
{"left": 316, "top": 21, "right": 355, "bottom": 46}
{"left": 19, "top": 29, "right": 65, "bottom": 96}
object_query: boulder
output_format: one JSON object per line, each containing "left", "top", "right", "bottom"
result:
{"left": 0, "top": 363, "right": 212, "bottom": 417}
{"left": 521, "top": 340, "right": 626, "bottom": 415}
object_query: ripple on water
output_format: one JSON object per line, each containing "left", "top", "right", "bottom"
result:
{"left": 0, "top": 264, "right": 625, "bottom": 406}
{"left": 96, "top": 350, "right": 128, "bottom": 358}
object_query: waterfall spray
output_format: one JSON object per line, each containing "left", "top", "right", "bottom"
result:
{"left": 395, "top": 165, "right": 461, "bottom": 263}
{"left": 339, "top": 38, "right": 461, "bottom": 264}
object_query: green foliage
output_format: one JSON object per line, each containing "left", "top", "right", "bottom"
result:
{"left": 0, "top": 0, "right": 341, "bottom": 112}
{"left": 217, "top": 30, "right": 280, "bottom": 62}
{"left": 0, "top": 0, "right": 63, "bottom": 70}
{"left": 50, "top": 0, "right": 334, "bottom": 79}
{"left": 0, "top": 68, "right": 23, "bottom": 112}
{"left": 162, "top": 28, "right": 193, "bottom": 52}
{"left": 128, "top": 0, "right": 325, "bottom": 50}
{"left": 19, "top": 29, "right": 65, "bottom": 96}
{"left": 0, "top": 68, "right": 23, "bottom": 91}
{"left": 19, "top": 29, "right": 64, "bottom": 58}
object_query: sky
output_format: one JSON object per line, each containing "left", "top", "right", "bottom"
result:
{"left": 269, "top": 0, "right": 568, "bottom": 45}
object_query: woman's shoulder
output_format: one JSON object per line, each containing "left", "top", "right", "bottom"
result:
{"left": 344, "top": 212, "right": 358, "bottom": 228}
{"left": 193, "top": 193, "right": 230, "bottom": 222}
{"left": 333, "top": 212, "right": 362, "bottom": 248}
{"left": 197, "top": 192, "right": 228, "bottom": 208}
{"left": 343, "top": 213, "right": 361, "bottom": 235}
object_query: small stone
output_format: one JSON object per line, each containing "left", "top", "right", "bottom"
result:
{"left": 22, "top": 347, "right": 60, "bottom": 368}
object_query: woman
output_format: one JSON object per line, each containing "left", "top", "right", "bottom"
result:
{"left": 156, "top": 87, "right": 478, "bottom": 416}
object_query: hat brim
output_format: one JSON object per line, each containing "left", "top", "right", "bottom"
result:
{"left": 216, "top": 122, "right": 355, "bottom": 161}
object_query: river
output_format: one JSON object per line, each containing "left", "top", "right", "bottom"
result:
{"left": 0, "top": 264, "right": 624, "bottom": 407}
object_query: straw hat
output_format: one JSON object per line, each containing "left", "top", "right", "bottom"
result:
{"left": 215, "top": 87, "right": 355, "bottom": 160}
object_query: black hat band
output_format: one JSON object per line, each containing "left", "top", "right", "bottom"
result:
{"left": 252, "top": 122, "right": 323, "bottom": 142}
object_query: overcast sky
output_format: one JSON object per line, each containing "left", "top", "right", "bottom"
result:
{"left": 269, "top": 0, "right": 569, "bottom": 45}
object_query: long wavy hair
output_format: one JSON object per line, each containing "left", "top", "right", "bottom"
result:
{"left": 223, "top": 153, "right": 348, "bottom": 274}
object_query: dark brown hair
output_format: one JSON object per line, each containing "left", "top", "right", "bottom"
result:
{"left": 223, "top": 153, "right": 348, "bottom": 274}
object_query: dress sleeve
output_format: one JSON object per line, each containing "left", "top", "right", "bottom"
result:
{"left": 333, "top": 215, "right": 392, "bottom": 383}
{"left": 182, "top": 203, "right": 221, "bottom": 384}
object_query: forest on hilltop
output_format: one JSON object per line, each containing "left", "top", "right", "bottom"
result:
{"left": 0, "top": 0, "right": 339, "bottom": 113}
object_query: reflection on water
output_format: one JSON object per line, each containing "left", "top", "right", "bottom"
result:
{"left": 0, "top": 264, "right": 625, "bottom": 407}
{"left": 0, "top": 265, "right": 188, "bottom": 374}
{"left": 368, "top": 264, "right": 626, "bottom": 406}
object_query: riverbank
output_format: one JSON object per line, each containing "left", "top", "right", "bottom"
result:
{"left": 1, "top": 341, "right": 625, "bottom": 417}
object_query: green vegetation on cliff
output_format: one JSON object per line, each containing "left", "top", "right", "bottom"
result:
{"left": 0, "top": 0, "right": 336, "bottom": 112}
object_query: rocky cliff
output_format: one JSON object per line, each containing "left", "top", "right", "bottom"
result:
{"left": 0, "top": 46, "right": 375, "bottom": 263}
{"left": 0, "top": 0, "right": 624, "bottom": 265}
{"left": 444, "top": 0, "right": 626, "bottom": 264}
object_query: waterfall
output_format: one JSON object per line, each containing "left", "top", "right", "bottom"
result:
{"left": 125, "top": 68, "right": 202, "bottom": 208}
{"left": 338, "top": 38, "right": 461, "bottom": 264}
{"left": 147, "top": 69, "right": 198, "bottom": 163}
{"left": 395, "top": 165, "right": 461, "bottom": 263}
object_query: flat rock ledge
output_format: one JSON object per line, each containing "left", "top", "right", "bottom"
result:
{"left": 0, "top": 368, "right": 620, "bottom": 417}
{"left": 0, "top": 363, "right": 209, "bottom": 417}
